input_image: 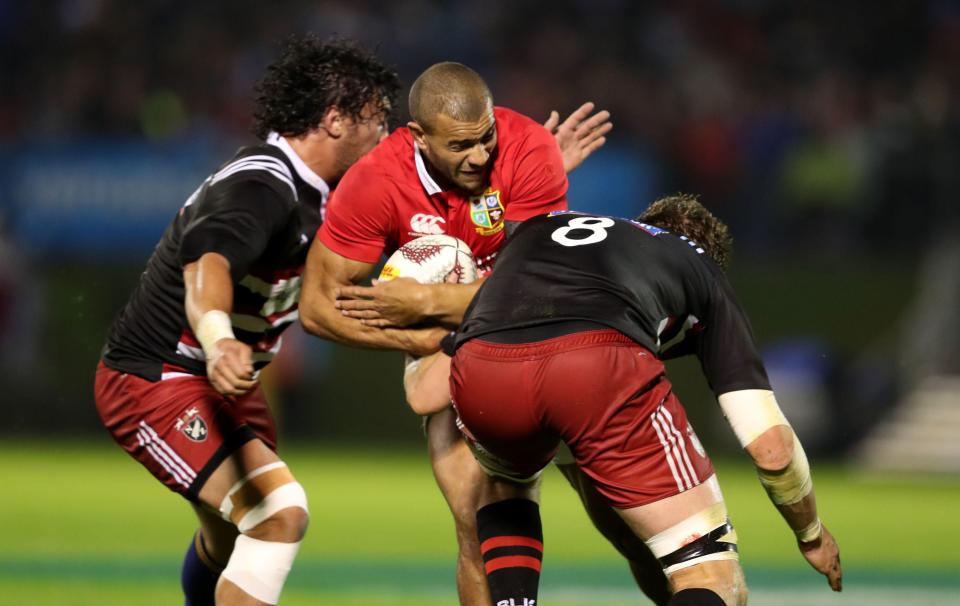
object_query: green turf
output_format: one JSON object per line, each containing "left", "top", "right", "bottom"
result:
{"left": 2, "top": 442, "right": 958, "bottom": 604}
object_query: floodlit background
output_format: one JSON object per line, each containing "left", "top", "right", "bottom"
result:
{"left": 1, "top": 1, "right": 958, "bottom": 604}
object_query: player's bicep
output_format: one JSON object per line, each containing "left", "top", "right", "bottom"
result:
{"left": 179, "top": 180, "right": 288, "bottom": 280}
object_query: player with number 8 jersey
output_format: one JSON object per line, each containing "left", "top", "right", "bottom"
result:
{"left": 448, "top": 197, "right": 843, "bottom": 605}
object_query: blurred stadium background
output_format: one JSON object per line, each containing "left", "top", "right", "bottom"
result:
{"left": 1, "top": 1, "right": 958, "bottom": 604}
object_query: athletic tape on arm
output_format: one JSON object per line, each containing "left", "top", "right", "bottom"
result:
{"left": 196, "top": 309, "right": 235, "bottom": 354}
{"left": 718, "top": 390, "right": 813, "bottom": 506}
{"left": 756, "top": 436, "right": 813, "bottom": 506}
{"left": 717, "top": 389, "right": 789, "bottom": 447}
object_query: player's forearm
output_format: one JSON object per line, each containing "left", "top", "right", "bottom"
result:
{"left": 300, "top": 298, "right": 441, "bottom": 354}
{"left": 183, "top": 253, "right": 237, "bottom": 352}
{"left": 183, "top": 253, "right": 234, "bottom": 325}
{"left": 719, "top": 389, "right": 823, "bottom": 542}
{"left": 421, "top": 279, "right": 485, "bottom": 326}
{"left": 745, "top": 424, "right": 822, "bottom": 543}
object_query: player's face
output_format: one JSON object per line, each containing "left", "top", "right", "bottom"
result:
{"left": 335, "top": 101, "right": 390, "bottom": 178}
{"left": 416, "top": 110, "right": 497, "bottom": 194}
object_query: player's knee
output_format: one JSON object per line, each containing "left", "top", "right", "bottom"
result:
{"left": 218, "top": 462, "right": 310, "bottom": 540}
{"left": 217, "top": 462, "right": 309, "bottom": 604}
{"left": 251, "top": 502, "right": 309, "bottom": 543}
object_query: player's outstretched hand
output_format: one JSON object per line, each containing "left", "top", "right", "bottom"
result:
{"left": 798, "top": 523, "right": 842, "bottom": 592}
{"left": 335, "top": 277, "right": 427, "bottom": 327}
{"left": 544, "top": 101, "right": 613, "bottom": 174}
{"left": 205, "top": 338, "right": 258, "bottom": 397}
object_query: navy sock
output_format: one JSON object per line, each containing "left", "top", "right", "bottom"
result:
{"left": 669, "top": 587, "right": 726, "bottom": 605}
{"left": 476, "top": 498, "right": 543, "bottom": 606}
{"left": 181, "top": 531, "right": 222, "bottom": 606}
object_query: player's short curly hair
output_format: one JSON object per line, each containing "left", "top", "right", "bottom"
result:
{"left": 252, "top": 35, "right": 400, "bottom": 140}
{"left": 637, "top": 193, "right": 733, "bottom": 270}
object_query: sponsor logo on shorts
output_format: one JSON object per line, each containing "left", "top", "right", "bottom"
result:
{"left": 409, "top": 213, "right": 446, "bottom": 235}
{"left": 175, "top": 406, "right": 208, "bottom": 442}
{"left": 469, "top": 189, "right": 504, "bottom": 236}
{"left": 496, "top": 600, "right": 535, "bottom": 606}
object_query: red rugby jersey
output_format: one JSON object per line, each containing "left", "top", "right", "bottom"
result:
{"left": 318, "top": 106, "right": 568, "bottom": 275}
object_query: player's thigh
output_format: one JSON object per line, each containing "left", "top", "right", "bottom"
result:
{"left": 94, "top": 365, "right": 278, "bottom": 501}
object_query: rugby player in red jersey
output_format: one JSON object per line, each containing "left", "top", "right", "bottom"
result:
{"left": 298, "top": 62, "right": 660, "bottom": 606}
{"left": 93, "top": 37, "right": 429, "bottom": 606}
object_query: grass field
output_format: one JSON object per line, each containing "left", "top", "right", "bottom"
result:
{"left": 2, "top": 441, "right": 958, "bottom": 605}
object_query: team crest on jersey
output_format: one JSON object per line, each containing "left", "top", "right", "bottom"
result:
{"left": 469, "top": 189, "right": 505, "bottom": 236}
{"left": 175, "top": 407, "right": 208, "bottom": 442}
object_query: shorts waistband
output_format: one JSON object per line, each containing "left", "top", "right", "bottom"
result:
{"left": 462, "top": 329, "right": 640, "bottom": 359}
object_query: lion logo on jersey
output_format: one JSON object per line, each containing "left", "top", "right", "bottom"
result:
{"left": 175, "top": 407, "right": 208, "bottom": 442}
{"left": 469, "top": 189, "right": 504, "bottom": 236}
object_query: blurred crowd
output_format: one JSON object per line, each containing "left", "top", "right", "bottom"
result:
{"left": 3, "top": 0, "right": 958, "bottom": 256}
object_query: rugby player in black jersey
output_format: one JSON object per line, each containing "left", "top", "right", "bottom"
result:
{"left": 408, "top": 195, "right": 842, "bottom": 605}
{"left": 92, "top": 36, "right": 439, "bottom": 606}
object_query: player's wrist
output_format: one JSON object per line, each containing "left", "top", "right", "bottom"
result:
{"left": 196, "top": 310, "right": 236, "bottom": 355}
{"left": 795, "top": 517, "right": 823, "bottom": 545}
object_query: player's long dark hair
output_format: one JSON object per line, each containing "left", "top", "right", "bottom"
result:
{"left": 637, "top": 194, "right": 733, "bottom": 270}
{"left": 252, "top": 35, "right": 400, "bottom": 139}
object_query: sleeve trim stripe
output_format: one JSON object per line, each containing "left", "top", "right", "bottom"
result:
{"left": 211, "top": 157, "right": 297, "bottom": 200}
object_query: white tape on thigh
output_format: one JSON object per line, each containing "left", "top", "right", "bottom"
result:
{"left": 219, "top": 462, "right": 289, "bottom": 523}
{"left": 645, "top": 498, "right": 740, "bottom": 575}
{"left": 718, "top": 389, "right": 790, "bottom": 447}
{"left": 757, "top": 436, "right": 813, "bottom": 506}
{"left": 220, "top": 534, "right": 300, "bottom": 605}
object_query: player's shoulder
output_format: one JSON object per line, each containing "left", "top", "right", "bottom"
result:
{"left": 342, "top": 128, "right": 414, "bottom": 186}
{"left": 208, "top": 142, "right": 298, "bottom": 201}
{"left": 494, "top": 106, "right": 548, "bottom": 142}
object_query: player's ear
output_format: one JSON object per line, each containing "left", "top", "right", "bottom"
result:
{"left": 407, "top": 121, "right": 427, "bottom": 150}
{"left": 321, "top": 106, "right": 344, "bottom": 138}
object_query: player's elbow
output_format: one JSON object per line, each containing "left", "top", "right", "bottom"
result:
{"left": 298, "top": 302, "right": 335, "bottom": 339}
{"left": 746, "top": 424, "right": 795, "bottom": 472}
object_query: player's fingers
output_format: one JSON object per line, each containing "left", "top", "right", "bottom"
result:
{"left": 341, "top": 308, "right": 383, "bottom": 319}
{"left": 579, "top": 120, "right": 613, "bottom": 142}
{"left": 581, "top": 137, "right": 607, "bottom": 157}
{"left": 575, "top": 109, "right": 611, "bottom": 136}
{"left": 334, "top": 286, "right": 374, "bottom": 300}
{"left": 360, "top": 318, "right": 394, "bottom": 328}
{"left": 563, "top": 101, "right": 595, "bottom": 127}
{"left": 543, "top": 110, "right": 559, "bottom": 132}
{"left": 335, "top": 298, "right": 378, "bottom": 311}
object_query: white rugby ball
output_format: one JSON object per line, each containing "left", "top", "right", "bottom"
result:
{"left": 379, "top": 235, "right": 478, "bottom": 285}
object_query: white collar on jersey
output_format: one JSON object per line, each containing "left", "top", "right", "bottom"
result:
{"left": 414, "top": 145, "right": 444, "bottom": 195}
{"left": 266, "top": 132, "right": 331, "bottom": 200}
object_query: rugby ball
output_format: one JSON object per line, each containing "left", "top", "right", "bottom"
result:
{"left": 379, "top": 235, "right": 478, "bottom": 285}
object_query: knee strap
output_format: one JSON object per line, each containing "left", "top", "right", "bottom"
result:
{"left": 219, "top": 462, "right": 309, "bottom": 532}
{"left": 646, "top": 502, "right": 740, "bottom": 575}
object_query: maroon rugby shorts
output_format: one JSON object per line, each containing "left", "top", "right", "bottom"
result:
{"left": 94, "top": 361, "right": 277, "bottom": 501}
{"left": 450, "top": 330, "right": 714, "bottom": 509}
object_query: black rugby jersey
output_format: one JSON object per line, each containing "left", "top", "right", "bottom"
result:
{"left": 102, "top": 133, "right": 328, "bottom": 381}
{"left": 456, "top": 212, "right": 770, "bottom": 395}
